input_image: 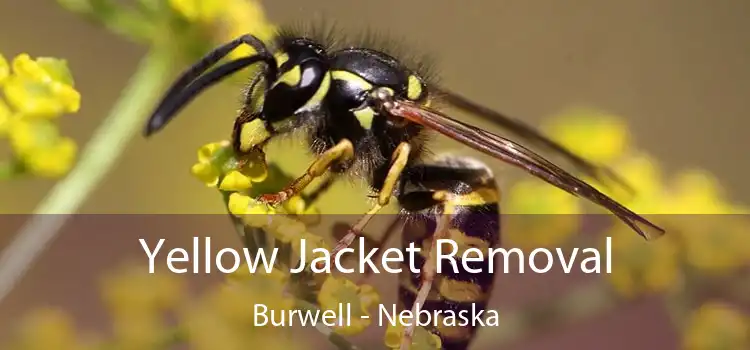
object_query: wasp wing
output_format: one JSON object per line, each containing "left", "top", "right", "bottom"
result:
{"left": 434, "top": 87, "right": 634, "bottom": 195}
{"left": 384, "top": 98, "right": 665, "bottom": 240}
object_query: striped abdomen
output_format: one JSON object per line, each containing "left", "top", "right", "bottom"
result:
{"left": 396, "top": 157, "right": 501, "bottom": 349}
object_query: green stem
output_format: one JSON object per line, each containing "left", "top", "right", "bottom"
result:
{"left": 0, "top": 49, "right": 174, "bottom": 303}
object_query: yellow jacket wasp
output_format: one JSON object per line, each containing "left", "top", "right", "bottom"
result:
{"left": 144, "top": 24, "right": 665, "bottom": 350}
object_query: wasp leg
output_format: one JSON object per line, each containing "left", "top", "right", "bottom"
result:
{"left": 328, "top": 142, "right": 412, "bottom": 258}
{"left": 400, "top": 198, "right": 454, "bottom": 350}
{"left": 259, "top": 139, "right": 354, "bottom": 205}
{"left": 301, "top": 173, "right": 339, "bottom": 207}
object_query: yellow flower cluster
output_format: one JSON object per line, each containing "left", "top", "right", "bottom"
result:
{"left": 0, "top": 53, "right": 80, "bottom": 178}
{"left": 4, "top": 308, "right": 98, "bottom": 350}
{"left": 168, "top": 0, "right": 277, "bottom": 60}
{"left": 683, "top": 301, "right": 748, "bottom": 350}
{"left": 190, "top": 141, "right": 382, "bottom": 338}
{"left": 318, "top": 276, "right": 380, "bottom": 335}
{"left": 184, "top": 269, "right": 299, "bottom": 350}
{"left": 601, "top": 154, "right": 749, "bottom": 297}
{"left": 3, "top": 264, "right": 305, "bottom": 350}
{"left": 501, "top": 107, "right": 750, "bottom": 298}
{"left": 100, "top": 265, "right": 185, "bottom": 349}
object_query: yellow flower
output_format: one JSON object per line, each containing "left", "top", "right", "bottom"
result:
{"left": 167, "top": 0, "right": 276, "bottom": 62}
{"left": 219, "top": 170, "right": 253, "bottom": 191}
{"left": 1, "top": 52, "right": 80, "bottom": 179}
{"left": 207, "top": 282, "right": 291, "bottom": 327}
{"left": 0, "top": 98, "right": 11, "bottom": 135}
{"left": 217, "top": 0, "right": 277, "bottom": 60}
{"left": 605, "top": 227, "right": 681, "bottom": 297}
{"left": 23, "top": 137, "right": 77, "bottom": 178}
{"left": 384, "top": 323, "right": 442, "bottom": 350}
{"left": 99, "top": 265, "right": 186, "bottom": 349}
{"left": 110, "top": 312, "right": 165, "bottom": 350}
{"left": 678, "top": 215, "right": 750, "bottom": 273}
{"left": 181, "top": 274, "right": 298, "bottom": 350}
{"left": 683, "top": 301, "right": 748, "bottom": 350}
{"left": 543, "top": 107, "right": 630, "bottom": 164}
{"left": 7, "top": 118, "right": 78, "bottom": 177}
{"left": 191, "top": 162, "right": 221, "bottom": 186}
{"left": 283, "top": 195, "right": 307, "bottom": 215}
{"left": 227, "top": 192, "right": 253, "bottom": 215}
{"left": 504, "top": 179, "right": 582, "bottom": 248}
{"left": 601, "top": 153, "right": 667, "bottom": 213}
{"left": 663, "top": 169, "right": 734, "bottom": 214}
{"left": 190, "top": 141, "right": 268, "bottom": 189}
{"left": 169, "top": 0, "right": 225, "bottom": 22}
{"left": 3, "top": 54, "right": 80, "bottom": 118}
{"left": 0, "top": 53, "right": 8, "bottom": 84}
{"left": 101, "top": 264, "right": 185, "bottom": 318}
{"left": 197, "top": 141, "right": 228, "bottom": 163}
{"left": 317, "top": 276, "right": 380, "bottom": 335}
{"left": 191, "top": 141, "right": 230, "bottom": 187}
{"left": 9, "top": 308, "right": 97, "bottom": 350}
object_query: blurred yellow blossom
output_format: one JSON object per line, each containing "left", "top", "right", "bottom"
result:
{"left": 543, "top": 107, "right": 630, "bottom": 164}
{"left": 684, "top": 301, "right": 748, "bottom": 350}
{"left": 7, "top": 308, "right": 99, "bottom": 350}
{"left": 318, "top": 276, "right": 380, "bottom": 335}
{"left": 182, "top": 270, "right": 299, "bottom": 350}
{"left": 384, "top": 323, "right": 443, "bottom": 350}
{"left": 663, "top": 169, "right": 735, "bottom": 214}
{"left": 0, "top": 54, "right": 8, "bottom": 84}
{"left": 504, "top": 179, "right": 582, "bottom": 248}
{"left": 215, "top": 0, "right": 277, "bottom": 60}
{"left": 592, "top": 153, "right": 666, "bottom": 211}
{"left": 169, "top": 0, "right": 225, "bottom": 23}
{"left": 166, "top": 0, "right": 277, "bottom": 61}
{"left": 8, "top": 118, "right": 77, "bottom": 177}
{"left": 101, "top": 264, "right": 186, "bottom": 318}
{"left": 605, "top": 226, "right": 682, "bottom": 298}
{"left": 678, "top": 215, "right": 750, "bottom": 273}
{"left": 0, "top": 99, "right": 11, "bottom": 135}
{"left": 0, "top": 52, "right": 79, "bottom": 179}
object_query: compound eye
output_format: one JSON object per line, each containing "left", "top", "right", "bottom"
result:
{"left": 406, "top": 74, "right": 428, "bottom": 102}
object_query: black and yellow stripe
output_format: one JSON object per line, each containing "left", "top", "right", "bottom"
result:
{"left": 396, "top": 156, "right": 501, "bottom": 350}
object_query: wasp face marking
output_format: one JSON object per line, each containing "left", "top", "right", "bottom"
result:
{"left": 263, "top": 40, "right": 330, "bottom": 124}
{"left": 406, "top": 74, "right": 428, "bottom": 102}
